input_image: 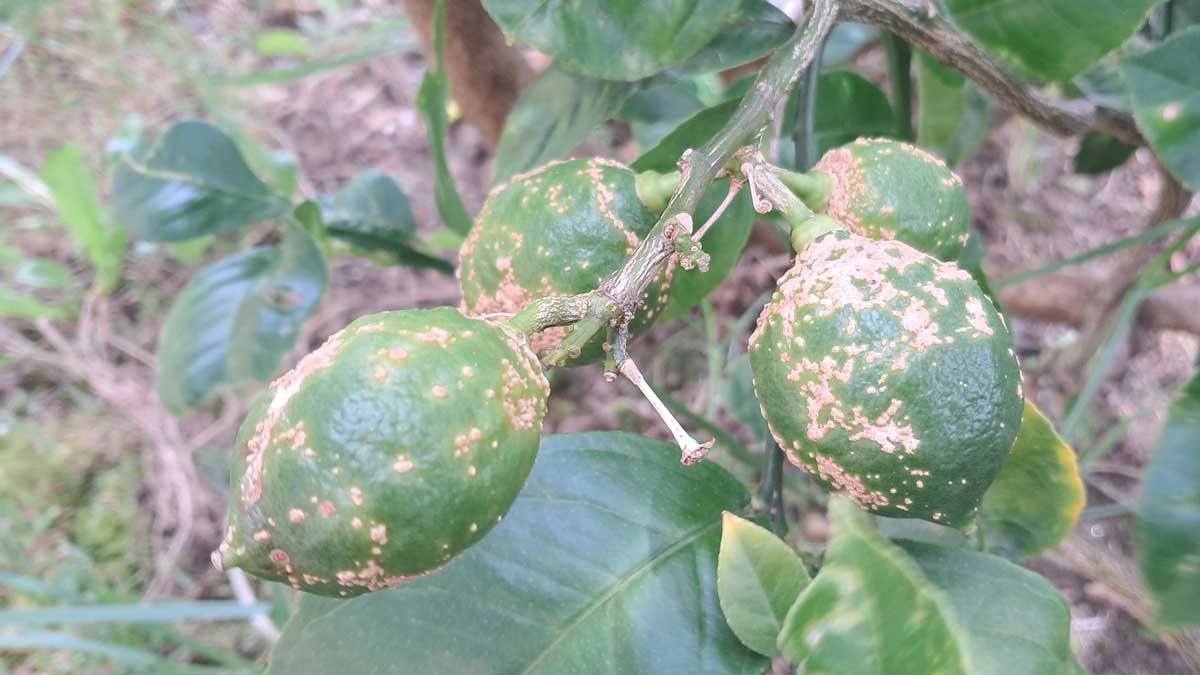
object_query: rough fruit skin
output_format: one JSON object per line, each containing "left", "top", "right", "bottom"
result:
{"left": 458, "top": 157, "right": 672, "bottom": 365}
{"left": 214, "top": 307, "right": 549, "bottom": 597}
{"left": 815, "top": 138, "right": 971, "bottom": 260}
{"left": 749, "top": 231, "right": 1022, "bottom": 527}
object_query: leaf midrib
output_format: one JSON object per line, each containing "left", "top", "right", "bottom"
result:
{"left": 519, "top": 518, "right": 720, "bottom": 675}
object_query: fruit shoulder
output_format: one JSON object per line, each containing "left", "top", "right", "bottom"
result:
{"left": 814, "top": 138, "right": 971, "bottom": 261}
{"left": 749, "top": 230, "right": 1023, "bottom": 527}
{"left": 215, "top": 307, "right": 549, "bottom": 597}
{"left": 458, "top": 157, "right": 673, "bottom": 364}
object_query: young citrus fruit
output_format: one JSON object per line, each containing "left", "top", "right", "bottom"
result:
{"left": 748, "top": 230, "right": 1022, "bottom": 527}
{"left": 810, "top": 138, "right": 971, "bottom": 260}
{"left": 213, "top": 307, "right": 549, "bottom": 597}
{"left": 458, "top": 157, "right": 673, "bottom": 365}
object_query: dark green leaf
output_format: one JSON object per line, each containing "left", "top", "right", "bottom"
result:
{"left": 482, "top": 0, "right": 737, "bottom": 81}
{"left": 723, "top": 353, "right": 768, "bottom": 442}
{"left": 1137, "top": 369, "right": 1200, "bottom": 627}
{"left": 675, "top": 0, "right": 793, "bottom": 76}
{"left": 493, "top": 65, "right": 634, "bottom": 184}
{"left": 41, "top": 146, "right": 126, "bottom": 291}
{"left": 156, "top": 225, "right": 327, "bottom": 412}
{"left": 813, "top": 70, "right": 896, "bottom": 157}
{"left": 915, "top": 52, "right": 966, "bottom": 155}
{"left": 1074, "top": 131, "right": 1138, "bottom": 175}
{"left": 1120, "top": 27, "right": 1200, "bottom": 190}
{"left": 900, "top": 541, "right": 1080, "bottom": 675}
{"left": 313, "top": 177, "right": 454, "bottom": 274}
{"left": 268, "top": 432, "right": 766, "bottom": 675}
{"left": 631, "top": 98, "right": 740, "bottom": 173}
{"left": 717, "top": 512, "right": 810, "bottom": 657}
{"left": 661, "top": 184, "right": 755, "bottom": 321}
{"left": 979, "top": 402, "right": 1086, "bottom": 561}
{"left": 944, "top": 0, "right": 1158, "bottom": 81}
{"left": 622, "top": 82, "right": 707, "bottom": 150}
{"left": 777, "top": 498, "right": 969, "bottom": 673}
{"left": 113, "top": 120, "right": 287, "bottom": 242}
{"left": 322, "top": 170, "right": 417, "bottom": 236}
{"left": 415, "top": 0, "right": 472, "bottom": 235}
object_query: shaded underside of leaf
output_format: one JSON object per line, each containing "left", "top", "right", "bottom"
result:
{"left": 1137, "top": 369, "right": 1200, "bottom": 627}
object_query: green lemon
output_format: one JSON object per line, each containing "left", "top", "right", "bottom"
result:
{"left": 812, "top": 138, "right": 971, "bottom": 260}
{"left": 749, "top": 230, "right": 1022, "bottom": 527}
{"left": 458, "top": 157, "right": 672, "bottom": 365}
{"left": 214, "top": 307, "right": 549, "bottom": 597}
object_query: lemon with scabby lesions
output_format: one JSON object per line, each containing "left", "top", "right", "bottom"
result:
{"left": 214, "top": 307, "right": 548, "bottom": 597}
{"left": 748, "top": 230, "right": 1022, "bottom": 527}
{"left": 810, "top": 138, "right": 971, "bottom": 260}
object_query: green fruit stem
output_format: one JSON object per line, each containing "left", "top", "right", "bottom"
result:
{"left": 741, "top": 154, "right": 839, "bottom": 252}
{"left": 537, "top": 0, "right": 840, "bottom": 368}
{"left": 773, "top": 167, "right": 834, "bottom": 212}
{"left": 634, "top": 170, "right": 682, "bottom": 214}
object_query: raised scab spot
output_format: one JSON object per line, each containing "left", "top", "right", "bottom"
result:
{"left": 349, "top": 486, "right": 364, "bottom": 506}
{"left": 393, "top": 456, "right": 414, "bottom": 474}
{"left": 432, "top": 385, "right": 449, "bottom": 399}
{"left": 288, "top": 508, "right": 305, "bottom": 523}
{"left": 318, "top": 500, "right": 337, "bottom": 517}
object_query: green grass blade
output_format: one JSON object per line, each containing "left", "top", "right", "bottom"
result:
{"left": 0, "top": 601, "right": 269, "bottom": 626}
{"left": 995, "top": 216, "right": 1196, "bottom": 290}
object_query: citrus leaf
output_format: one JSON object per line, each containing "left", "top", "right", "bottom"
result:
{"left": 267, "top": 432, "right": 766, "bottom": 675}
{"left": 481, "top": 0, "right": 737, "bottom": 81}
{"left": 1120, "top": 27, "right": 1200, "bottom": 190}
{"left": 416, "top": 0, "right": 472, "bottom": 235}
{"left": 113, "top": 120, "right": 287, "bottom": 242}
{"left": 1137, "top": 369, "right": 1200, "bottom": 627}
{"left": 632, "top": 98, "right": 741, "bottom": 174}
{"left": 622, "top": 81, "right": 707, "bottom": 151}
{"left": 322, "top": 170, "right": 417, "bottom": 236}
{"left": 717, "top": 512, "right": 810, "bottom": 657}
{"left": 312, "top": 175, "right": 454, "bottom": 273}
{"left": 675, "top": 0, "right": 793, "bottom": 76}
{"left": 899, "top": 541, "right": 1080, "bottom": 675}
{"left": 813, "top": 70, "right": 896, "bottom": 157}
{"left": 1074, "top": 131, "right": 1137, "bottom": 175}
{"left": 915, "top": 52, "right": 966, "bottom": 156}
{"left": 493, "top": 65, "right": 634, "bottom": 184}
{"left": 156, "top": 224, "right": 327, "bottom": 412}
{"left": 944, "top": 0, "right": 1158, "bottom": 81}
{"left": 777, "top": 498, "right": 970, "bottom": 673}
{"left": 41, "top": 146, "right": 126, "bottom": 291}
{"left": 979, "top": 401, "right": 1085, "bottom": 561}
{"left": 723, "top": 353, "right": 768, "bottom": 442}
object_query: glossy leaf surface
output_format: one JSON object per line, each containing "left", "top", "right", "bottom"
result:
{"left": 482, "top": 0, "right": 736, "bottom": 81}
{"left": 416, "top": 0, "right": 472, "bottom": 234}
{"left": 945, "top": 0, "right": 1157, "bottom": 81}
{"left": 717, "top": 513, "right": 809, "bottom": 657}
{"left": 268, "top": 432, "right": 766, "bottom": 675}
{"left": 156, "top": 225, "right": 326, "bottom": 412}
{"left": 676, "top": 0, "right": 793, "bottom": 75}
{"left": 1120, "top": 28, "right": 1200, "bottom": 190}
{"left": 113, "top": 120, "right": 286, "bottom": 241}
{"left": 493, "top": 65, "right": 633, "bottom": 183}
{"left": 813, "top": 70, "right": 895, "bottom": 156}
